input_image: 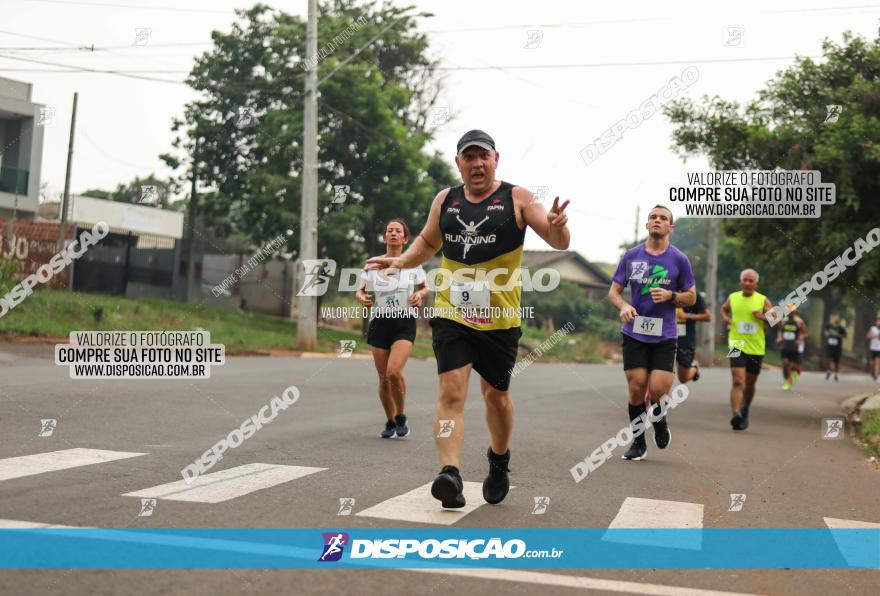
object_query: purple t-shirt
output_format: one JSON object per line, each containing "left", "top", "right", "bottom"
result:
{"left": 612, "top": 243, "right": 696, "bottom": 343}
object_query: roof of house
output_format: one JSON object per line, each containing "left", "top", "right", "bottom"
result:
{"left": 521, "top": 250, "right": 613, "bottom": 286}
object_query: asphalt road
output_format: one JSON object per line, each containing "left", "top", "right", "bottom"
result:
{"left": 0, "top": 343, "right": 877, "bottom": 596}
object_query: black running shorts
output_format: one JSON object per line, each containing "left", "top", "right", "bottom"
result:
{"left": 366, "top": 316, "right": 417, "bottom": 350}
{"left": 621, "top": 334, "right": 677, "bottom": 372}
{"left": 729, "top": 352, "right": 763, "bottom": 375}
{"left": 825, "top": 345, "right": 842, "bottom": 363}
{"left": 430, "top": 318, "right": 521, "bottom": 391}
{"left": 780, "top": 348, "right": 800, "bottom": 362}
{"left": 676, "top": 345, "right": 696, "bottom": 369}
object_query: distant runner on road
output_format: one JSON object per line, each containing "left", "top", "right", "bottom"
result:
{"left": 721, "top": 269, "right": 773, "bottom": 431}
{"left": 675, "top": 291, "right": 711, "bottom": 385}
{"left": 824, "top": 313, "right": 847, "bottom": 382}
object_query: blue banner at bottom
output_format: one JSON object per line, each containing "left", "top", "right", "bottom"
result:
{"left": 0, "top": 528, "right": 877, "bottom": 569}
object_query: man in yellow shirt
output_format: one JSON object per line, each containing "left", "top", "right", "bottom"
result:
{"left": 721, "top": 269, "right": 774, "bottom": 431}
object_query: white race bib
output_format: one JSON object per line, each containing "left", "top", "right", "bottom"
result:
{"left": 827, "top": 337, "right": 839, "bottom": 346}
{"left": 376, "top": 289, "right": 409, "bottom": 313}
{"left": 782, "top": 331, "right": 796, "bottom": 341}
{"left": 677, "top": 323, "right": 687, "bottom": 337}
{"left": 634, "top": 316, "right": 663, "bottom": 337}
{"left": 450, "top": 281, "right": 490, "bottom": 310}
{"left": 738, "top": 321, "right": 759, "bottom": 335}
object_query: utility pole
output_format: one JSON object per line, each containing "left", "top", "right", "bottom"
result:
{"left": 297, "top": 0, "right": 319, "bottom": 350}
{"left": 701, "top": 218, "right": 720, "bottom": 365}
{"left": 633, "top": 206, "right": 640, "bottom": 244}
{"left": 57, "top": 92, "right": 78, "bottom": 251}
{"left": 185, "top": 135, "right": 200, "bottom": 302}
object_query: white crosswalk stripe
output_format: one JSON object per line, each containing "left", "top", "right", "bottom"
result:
{"left": 122, "top": 463, "right": 325, "bottom": 504}
{"left": 0, "top": 448, "right": 147, "bottom": 482}
{"left": 603, "top": 496, "right": 704, "bottom": 550}
{"left": 356, "top": 481, "right": 502, "bottom": 525}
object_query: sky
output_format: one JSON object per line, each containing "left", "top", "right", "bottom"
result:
{"left": 1, "top": 0, "right": 878, "bottom": 263}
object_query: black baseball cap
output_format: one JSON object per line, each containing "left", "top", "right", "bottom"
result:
{"left": 456, "top": 129, "right": 495, "bottom": 154}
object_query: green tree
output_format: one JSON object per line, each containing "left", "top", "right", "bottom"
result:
{"left": 664, "top": 30, "right": 880, "bottom": 307}
{"left": 163, "top": 1, "right": 456, "bottom": 266}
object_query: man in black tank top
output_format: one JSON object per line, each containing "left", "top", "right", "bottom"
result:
{"left": 367, "top": 130, "right": 572, "bottom": 509}
{"left": 776, "top": 310, "right": 808, "bottom": 391}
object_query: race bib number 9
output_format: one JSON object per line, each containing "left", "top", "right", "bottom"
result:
{"left": 450, "top": 281, "right": 490, "bottom": 310}
{"left": 634, "top": 316, "right": 663, "bottom": 337}
{"left": 738, "top": 321, "right": 759, "bottom": 335}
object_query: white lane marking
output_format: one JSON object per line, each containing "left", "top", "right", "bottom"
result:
{"left": 0, "top": 448, "right": 147, "bottom": 482}
{"left": 824, "top": 516, "right": 880, "bottom": 569}
{"left": 356, "top": 481, "right": 500, "bottom": 525}
{"left": 604, "top": 496, "right": 704, "bottom": 550}
{"left": 823, "top": 517, "right": 880, "bottom": 529}
{"left": 410, "top": 569, "right": 762, "bottom": 596}
{"left": 0, "top": 519, "right": 83, "bottom": 529}
{"left": 123, "top": 463, "right": 325, "bottom": 503}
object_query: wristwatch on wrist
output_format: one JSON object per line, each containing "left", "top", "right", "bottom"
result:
{"left": 670, "top": 291, "right": 677, "bottom": 304}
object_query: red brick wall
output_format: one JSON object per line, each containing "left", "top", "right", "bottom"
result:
{"left": 0, "top": 219, "right": 76, "bottom": 289}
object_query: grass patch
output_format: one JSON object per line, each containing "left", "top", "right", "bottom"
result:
{"left": 859, "top": 408, "right": 880, "bottom": 458}
{"left": 0, "top": 289, "right": 363, "bottom": 354}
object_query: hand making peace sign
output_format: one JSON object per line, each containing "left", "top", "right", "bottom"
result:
{"left": 547, "top": 196, "right": 571, "bottom": 228}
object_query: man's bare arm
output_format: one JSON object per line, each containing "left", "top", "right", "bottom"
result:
{"left": 514, "top": 186, "right": 570, "bottom": 250}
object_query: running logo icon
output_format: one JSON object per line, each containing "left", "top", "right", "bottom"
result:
{"left": 297, "top": 259, "right": 336, "bottom": 296}
{"left": 36, "top": 107, "right": 56, "bottom": 127}
{"left": 138, "top": 498, "right": 157, "bottom": 517}
{"left": 724, "top": 27, "right": 745, "bottom": 47}
{"left": 331, "top": 185, "right": 350, "bottom": 204}
{"left": 727, "top": 339, "right": 746, "bottom": 358}
{"left": 133, "top": 28, "right": 151, "bottom": 46}
{"left": 428, "top": 106, "right": 449, "bottom": 127}
{"left": 337, "top": 498, "right": 355, "bottom": 516}
{"left": 338, "top": 340, "right": 356, "bottom": 358}
{"left": 38, "top": 419, "right": 57, "bottom": 437}
{"left": 822, "top": 418, "right": 844, "bottom": 439}
{"left": 629, "top": 261, "right": 648, "bottom": 282}
{"left": 824, "top": 105, "right": 842, "bottom": 124}
{"left": 318, "top": 532, "right": 349, "bottom": 562}
{"left": 235, "top": 107, "right": 257, "bottom": 129}
{"left": 531, "top": 496, "right": 550, "bottom": 514}
{"left": 437, "top": 420, "right": 455, "bottom": 438}
{"left": 524, "top": 29, "right": 544, "bottom": 49}
{"left": 139, "top": 185, "right": 158, "bottom": 204}
{"left": 728, "top": 493, "right": 747, "bottom": 512}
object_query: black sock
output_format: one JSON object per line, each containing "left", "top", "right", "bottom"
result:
{"left": 488, "top": 448, "right": 510, "bottom": 461}
{"left": 628, "top": 403, "right": 646, "bottom": 442}
{"left": 440, "top": 465, "right": 460, "bottom": 476}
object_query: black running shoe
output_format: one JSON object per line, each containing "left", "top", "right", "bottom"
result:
{"left": 740, "top": 405, "right": 750, "bottom": 430}
{"left": 652, "top": 408, "right": 671, "bottom": 449}
{"left": 834, "top": 373, "right": 839, "bottom": 382}
{"left": 692, "top": 362, "right": 701, "bottom": 383}
{"left": 731, "top": 411, "right": 744, "bottom": 431}
{"left": 622, "top": 436, "right": 647, "bottom": 460}
{"left": 431, "top": 465, "right": 465, "bottom": 508}
{"left": 825, "top": 371, "right": 831, "bottom": 380}
{"left": 482, "top": 448, "right": 511, "bottom": 505}
{"left": 394, "top": 414, "right": 410, "bottom": 438}
{"left": 379, "top": 420, "right": 396, "bottom": 439}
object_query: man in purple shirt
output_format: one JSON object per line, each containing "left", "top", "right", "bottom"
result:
{"left": 608, "top": 205, "right": 697, "bottom": 461}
